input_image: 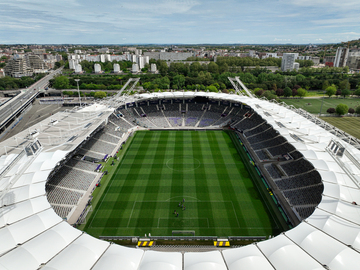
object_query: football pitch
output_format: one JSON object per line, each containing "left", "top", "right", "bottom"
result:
{"left": 84, "top": 130, "right": 283, "bottom": 237}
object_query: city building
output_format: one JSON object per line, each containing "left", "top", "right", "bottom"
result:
{"left": 346, "top": 49, "right": 360, "bottom": 70}
{"left": 94, "top": 63, "right": 102, "bottom": 73}
{"left": 334, "top": 47, "right": 349, "bottom": 67}
{"left": 98, "top": 47, "right": 109, "bottom": 54}
{"left": 75, "top": 63, "right": 82, "bottom": 73}
{"left": 150, "top": 63, "right": 157, "bottom": 73}
{"left": 144, "top": 51, "right": 193, "bottom": 61}
{"left": 4, "top": 57, "right": 32, "bottom": 77}
{"left": 32, "top": 48, "right": 46, "bottom": 55}
{"left": 324, "top": 56, "right": 335, "bottom": 65}
{"left": 138, "top": 56, "right": 145, "bottom": 69}
{"left": 100, "top": 54, "right": 111, "bottom": 63}
{"left": 293, "top": 62, "right": 300, "bottom": 71}
{"left": 28, "top": 55, "right": 46, "bottom": 71}
{"left": 281, "top": 53, "right": 297, "bottom": 71}
{"left": 131, "top": 63, "right": 139, "bottom": 73}
{"left": 113, "top": 63, "right": 121, "bottom": 73}
{"left": 311, "top": 57, "right": 320, "bottom": 66}
{"left": 263, "top": 53, "right": 279, "bottom": 59}
{"left": 298, "top": 56, "right": 312, "bottom": 60}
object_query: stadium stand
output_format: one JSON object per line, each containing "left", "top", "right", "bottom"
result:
{"left": 265, "top": 164, "right": 283, "bottom": 179}
{"left": 233, "top": 113, "right": 265, "bottom": 130}
{"left": 78, "top": 149, "right": 106, "bottom": 160}
{"left": 66, "top": 158, "right": 99, "bottom": 172}
{"left": 46, "top": 166, "right": 97, "bottom": 191}
{"left": 81, "top": 138, "right": 116, "bottom": 155}
{"left": 185, "top": 103, "right": 204, "bottom": 126}
{"left": 94, "top": 131, "right": 120, "bottom": 144}
{"left": 244, "top": 122, "right": 272, "bottom": 137}
{"left": 273, "top": 171, "right": 322, "bottom": 190}
{"left": 46, "top": 185, "right": 83, "bottom": 205}
{"left": 280, "top": 159, "right": 314, "bottom": 176}
{"left": 52, "top": 205, "right": 74, "bottom": 219}
{"left": 255, "top": 150, "right": 268, "bottom": 160}
{"left": 289, "top": 150, "right": 304, "bottom": 160}
{"left": 251, "top": 136, "right": 287, "bottom": 150}
{"left": 247, "top": 128, "right": 279, "bottom": 144}
{"left": 282, "top": 184, "right": 323, "bottom": 206}
{"left": 267, "top": 143, "right": 296, "bottom": 157}
{"left": 112, "top": 116, "right": 134, "bottom": 130}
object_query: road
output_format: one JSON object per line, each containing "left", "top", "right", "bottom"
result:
{"left": 0, "top": 100, "right": 65, "bottom": 142}
{"left": 0, "top": 67, "right": 63, "bottom": 129}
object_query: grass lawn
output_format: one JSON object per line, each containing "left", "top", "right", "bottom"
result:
{"left": 280, "top": 97, "right": 360, "bottom": 114}
{"left": 83, "top": 130, "right": 282, "bottom": 237}
{"left": 320, "top": 117, "right": 360, "bottom": 140}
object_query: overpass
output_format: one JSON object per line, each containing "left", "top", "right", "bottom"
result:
{"left": 0, "top": 67, "right": 63, "bottom": 135}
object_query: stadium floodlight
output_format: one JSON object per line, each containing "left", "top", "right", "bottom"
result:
{"left": 75, "top": 79, "right": 81, "bottom": 107}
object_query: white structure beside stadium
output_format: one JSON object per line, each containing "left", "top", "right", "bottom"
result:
{"left": 1, "top": 90, "right": 360, "bottom": 269}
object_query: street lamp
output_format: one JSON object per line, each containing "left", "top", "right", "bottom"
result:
{"left": 319, "top": 90, "right": 326, "bottom": 116}
{"left": 75, "top": 79, "right": 81, "bottom": 107}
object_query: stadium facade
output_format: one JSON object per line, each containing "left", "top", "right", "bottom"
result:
{"left": 0, "top": 91, "right": 360, "bottom": 269}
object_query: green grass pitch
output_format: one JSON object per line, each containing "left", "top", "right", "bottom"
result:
{"left": 280, "top": 97, "right": 360, "bottom": 114}
{"left": 320, "top": 117, "right": 360, "bottom": 140}
{"left": 84, "top": 130, "right": 282, "bottom": 237}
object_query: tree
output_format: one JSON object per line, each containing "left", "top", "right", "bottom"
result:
{"left": 336, "top": 104, "right": 349, "bottom": 115}
{"left": 254, "top": 89, "right": 264, "bottom": 97}
{"left": 322, "top": 80, "right": 330, "bottom": 90}
{"left": 94, "top": 91, "right": 107, "bottom": 99}
{"left": 53, "top": 76, "right": 69, "bottom": 89}
{"left": 207, "top": 62, "right": 219, "bottom": 74}
{"left": 157, "top": 60, "right": 168, "bottom": 76}
{"left": 348, "top": 108, "right": 355, "bottom": 114}
{"left": 356, "top": 106, "right": 360, "bottom": 115}
{"left": 341, "top": 89, "right": 351, "bottom": 98}
{"left": 327, "top": 108, "right": 336, "bottom": 114}
{"left": 339, "top": 79, "right": 350, "bottom": 90}
{"left": 261, "top": 90, "right": 278, "bottom": 101}
{"left": 276, "top": 88, "right": 284, "bottom": 97}
{"left": 292, "top": 88, "right": 298, "bottom": 97}
{"left": 172, "top": 74, "right": 185, "bottom": 89}
{"left": 297, "top": 88, "right": 307, "bottom": 98}
{"left": 325, "top": 85, "right": 337, "bottom": 98}
{"left": 354, "top": 88, "right": 360, "bottom": 97}
{"left": 283, "top": 87, "right": 292, "bottom": 97}
{"left": 206, "top": 85, "right": 217, "bottom": 92}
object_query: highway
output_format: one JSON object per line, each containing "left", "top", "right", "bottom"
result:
{"left": 0, "top": 67, "right": 63, "bottom": 132}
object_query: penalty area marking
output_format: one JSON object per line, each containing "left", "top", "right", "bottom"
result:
{"left": 157, "top": 217, "right": 210, "bottom": 228}
{"left": 166, "top": 196, "right": 200, "bottom": 202}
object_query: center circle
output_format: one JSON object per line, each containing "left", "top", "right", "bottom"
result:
{"left": 166, "top": 156, "right": 201, "bottom": 172}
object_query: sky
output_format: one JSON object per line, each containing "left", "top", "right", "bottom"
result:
{"left": 0, "top": 0, "right": 360, "bottom": 44}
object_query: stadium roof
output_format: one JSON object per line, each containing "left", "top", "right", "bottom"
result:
{"left": 0, "top": 93, "right": 360, "bottom": 269}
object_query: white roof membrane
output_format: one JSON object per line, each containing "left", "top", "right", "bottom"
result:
{"left": 0, "top": 92, "right": 360, "bottom": 269}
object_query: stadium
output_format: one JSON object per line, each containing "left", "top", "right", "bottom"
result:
{"left": 1, "top": 79, "right": 360, "bottom": 270}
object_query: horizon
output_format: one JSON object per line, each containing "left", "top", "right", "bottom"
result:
{"left": 0, "top": 42, "right": 340, "bottom": 46}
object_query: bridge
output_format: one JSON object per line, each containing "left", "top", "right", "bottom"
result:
{"left": 0, "top": 67, "right": 63, "bottom": 136}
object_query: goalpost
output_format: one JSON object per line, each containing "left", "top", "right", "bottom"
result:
{"left": 78, "top": 205, "right": 93, "bottom": 224}
{"left": 172, "top": 230, "right": 195, "bottom": 236}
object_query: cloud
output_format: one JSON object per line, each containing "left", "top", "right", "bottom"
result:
{"left": 283, "top": 0, "right": 359, "bottom": 10}
{"left": 0, "top": 0, "right": 359, "bottom": 44}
